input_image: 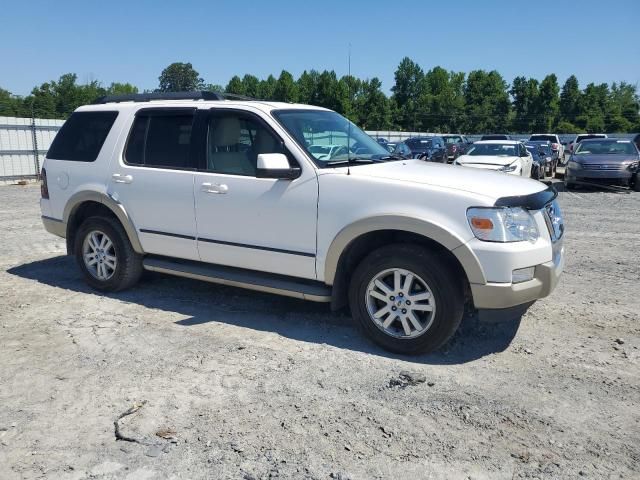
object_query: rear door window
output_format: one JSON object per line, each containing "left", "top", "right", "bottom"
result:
{"left": 47, "top": 111, "right": 118, "bottom": 162}
{"left": 125, "top": 110, "right": 196, "bottom": 169}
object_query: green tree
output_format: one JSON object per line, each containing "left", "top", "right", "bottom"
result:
{"left": 391, "top": 57, "right": 424, "bottom": 130}
{"left": 355, "top": 77, "right": 391, "bottom": 130}
{"left": 463, "top": 70, "right": 510, "bottom": 133}
{"left": 106, "top": 82, "right": 138, "bottom": 95}
{"left": 257, "top": 75, "right": 277, "bottom": 100}
{"left": 157, "top": 62, "right": 204, "bottom": 92}
{"left": 559, "top": 75, "right": 580, "bottom": 125}
{"left": 510, "top": 76, "right": 538, "bottom": 132}
{"left": 532, "top": 74, "right": 559, "bottom": 132}
{"left": 0, "top": 87, "right": 27, "bottom": 117}
{"left": 225, "top": 75, "right": 245, "bottom": 95}
{"left": 297, "top": 70, "right": 320, "bottom": 105}
{"left": 273, "top": 70, "right": 299, "bottom": 103}
{"left": 241, "top": 74, "right": 259, "bottom": 98}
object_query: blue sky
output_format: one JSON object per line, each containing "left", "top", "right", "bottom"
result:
{"left": 2, "top": 0, "right": 638, "bottom": 96}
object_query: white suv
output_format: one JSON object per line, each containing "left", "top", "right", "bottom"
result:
{"left": 40, "top": 92, "right": 565, "bottom": 354}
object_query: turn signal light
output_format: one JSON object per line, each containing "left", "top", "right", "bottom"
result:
{"left": 470, "top": 217, "right": 494, "bottom": 230}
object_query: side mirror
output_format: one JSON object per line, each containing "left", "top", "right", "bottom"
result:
{"left": 256, "top": 153, "right": 300, "bottom": 180}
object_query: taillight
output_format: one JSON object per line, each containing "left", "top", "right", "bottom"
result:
{"left": 41, "top": 168, "right": 49, "bottom": 199}
{"left": 452, "top": 145, "right": 457, "bottom": 152}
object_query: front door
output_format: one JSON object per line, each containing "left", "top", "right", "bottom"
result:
{"left": 193, "top": 109, "right": 318, "bottom": 280}
{"left": 108, "top": 108, "right": 199, "bottom": 261}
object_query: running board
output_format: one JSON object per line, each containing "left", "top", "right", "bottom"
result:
{"left": 143, "top": 256, "right": 332, "bottom": 302}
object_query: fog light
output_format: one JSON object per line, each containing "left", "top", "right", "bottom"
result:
{"left": 512, "top": 267, "right": 535, "bottom": 284}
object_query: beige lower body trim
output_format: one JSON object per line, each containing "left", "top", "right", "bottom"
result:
{"left": 471, "top": 259, "right": 562, "bottom": 309}
{"left": 42, "top": 216, "right": 66, "bottom": 238}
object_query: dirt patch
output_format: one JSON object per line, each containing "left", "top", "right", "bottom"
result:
{"left": 0, "top": 183, "right": 638, "bottom": 479}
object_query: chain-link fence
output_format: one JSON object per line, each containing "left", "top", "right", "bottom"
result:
{"left": 0, "top": 116, "right": 64, "bottom": 181}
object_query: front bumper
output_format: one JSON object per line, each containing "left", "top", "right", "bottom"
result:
{"left": 42, "top": 215, "right": 66, "bottom": 238}
{"left": 566, "top": 167, "right": 633, "bottom": 181}
{"left": 470, "top": 241, "right": 564, "bottom": 309}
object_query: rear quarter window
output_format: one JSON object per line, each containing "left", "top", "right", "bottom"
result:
{"left": 46, "top": 111, "right": 118, "bottom": 162}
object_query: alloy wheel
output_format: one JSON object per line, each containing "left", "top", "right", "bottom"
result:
{"left": 82, "top": 230, "right": 117, "bottom": 281}
{"left": 365, "top": 268, "right": 436, "bottom": 339}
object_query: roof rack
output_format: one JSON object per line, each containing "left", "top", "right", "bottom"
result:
{"left": 93, "top": 91, "right": 235, "bottom": 104}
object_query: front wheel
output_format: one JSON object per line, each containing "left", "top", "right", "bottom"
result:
{"left": 348, "top": 244, "right": 464, "bottom": 354}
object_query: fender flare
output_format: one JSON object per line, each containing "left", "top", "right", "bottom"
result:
{"left": 63, "top": 190, "right": 144, "bottom": 254}
{"left": 323, "top": 215, "right": 486, "bottom": 285}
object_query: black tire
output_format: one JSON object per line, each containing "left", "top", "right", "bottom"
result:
{"left": 74, "top": 216, "right": 143, "bottom": 292}
{"left": 348, "top": 244, "right": 464, "bottom": 355}
{"left": 633, "top": 175, "right": 640, "bottom": 192}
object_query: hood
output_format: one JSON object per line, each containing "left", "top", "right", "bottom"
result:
{"left": 342, "top": 159, "right": 545, "bottom": 201}
{"left": 455, "top": 155, "right": 518, "bottom": 167}
{"left": 572, "top": 154, "right": 638, "bottom": 165}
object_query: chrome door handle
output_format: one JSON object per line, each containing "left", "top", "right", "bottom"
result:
{"left": 112, "top": 173, "right": 133, "bottom": 184}
{"left": 201, "top": 182, "right": 228, "bottom": 194}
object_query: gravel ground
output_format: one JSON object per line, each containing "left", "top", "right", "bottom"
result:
{"left": 0, "top": 182, "right": 638, "bottom": 480}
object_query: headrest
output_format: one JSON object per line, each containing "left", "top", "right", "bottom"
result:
{"left": 211, "top": 117, "right": 241, "bottom": 146}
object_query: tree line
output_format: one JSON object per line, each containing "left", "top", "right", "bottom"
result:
{"left": 1, "top": 59, "right": 638, "bottom": 133}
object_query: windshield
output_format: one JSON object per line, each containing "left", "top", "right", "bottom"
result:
{"left": 574, "top": 140, "right": 636, "bottom": 155}
{"left": 530, "top": 135, "right": 556, "bottom": 143}
{"left": 406, "top": 138, "right": 433, "bottom": 149}
{"left": 272, "top": 109, "right": 390, "bottom": 165}
{"left": 467, "top": 143, "right": 517, "bottom": 156}
{"left": 576, "top": 134, "right": 606, "bottom": 143}
{"left": 526, "top": 144, "right": 551, "bottom": 156}
{"left": 444, "top": 136, "right": 462, "bottom": 144}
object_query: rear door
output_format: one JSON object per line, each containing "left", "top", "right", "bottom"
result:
{"left": 192, "top": 108, "right": 318, "bottom": 279}
{"left": 108, "top": 108, "right": 199, "bottom": 261}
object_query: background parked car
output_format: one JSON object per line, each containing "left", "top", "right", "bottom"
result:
{"left": 529, "top": 134, "right": 564, "bottom": 162}
{"left": 525, "top": 142, "right": 555, "bottom": 179}
{"left": 454, "top": 140, "right": 533, "bottom": 177}
{"left": 391, "top": 141, "right": 412, "bottom": 159}
{"left": 631, "top": 133, "right": 640, "bottom": 151}
{"left": 565, "top": 138, "right": 640, "bottom": 190}
{"left": 480, "top": 134, "right": 513, "bottom": 140}
{"left": 568, "top": 133, "right": 608, "bottom": 154}
{"left": 442, "top": 134, "right": 471, "bottom": 163}
{"left": 385, "top": 142, "right": 397, "bottom": 153}
{"left": 376, "top": 138, "right": 389, "bottom": 146}
{"left": 405, "top": 136, "right": 447, "bottom": 162}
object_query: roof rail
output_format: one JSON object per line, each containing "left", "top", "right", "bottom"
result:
{"left": 93, "top": 91, "right": 227, "bottom": 104}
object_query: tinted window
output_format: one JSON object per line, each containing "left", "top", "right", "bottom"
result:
{"left": 125, "top": 111, "right": 195, "bottom": 169}
{"left": 47, "top": 111, "right": 118, "bottom": 162}
{"left": 406, "top": 138, "right": 433, "bottom": 149}
{"left": 575, "top": 140, "right": 636, "bottom": 155}
{"left": 530, "top": 135, "right": 556, "bottom": 142}
{"left": 444, "top": 136, "right": 462, "bottom": 144}
{"left": 206, "top": 112, "right": 287, "bottom": 176}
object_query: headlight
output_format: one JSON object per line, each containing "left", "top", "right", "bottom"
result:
{"left": 499, "top": 162, "right": 518, "bottom": 173}
{"left": 467, "top": 207, "right": 539, "bottom": 243}
{"left": 567, "top": 161, "right": 581, "bottom": 169}
{"left": 624, "top": 161, "right": 639, "bottom": 171}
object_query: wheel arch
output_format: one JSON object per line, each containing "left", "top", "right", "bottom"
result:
{"left": 63, "top": 191, "right": 143, "bottom": 255}
{"left": 324, "top": 216, "right": 485, "bottom": 311}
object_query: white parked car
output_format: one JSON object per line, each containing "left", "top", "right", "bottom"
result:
{"left": 453, "top": 140, "right": 534, "bottom": 177}
{"left": 529, "top": 134, "right": 564, "bottom": 160}
{"left": 40, "top": 92, "right": 564, "bottom": 355}
{"left": 308, "top": 144, "right": 349, "bottom": 161}
{"left": 568, "top": 133, "right": 608, "bottom": 154}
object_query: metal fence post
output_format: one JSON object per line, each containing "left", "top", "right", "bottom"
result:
{"left": 31, "top": 112, "right": 40, "bottom": 179}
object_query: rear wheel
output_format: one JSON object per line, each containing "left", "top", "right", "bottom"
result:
{"left": 75, "top": 216, "right": 143, "bottom": 292}
{"left": 348, "top": 244, "right": 464, "bottom": 354}
{"left": 633, "top": 174, "right": 640, "bottom": 192}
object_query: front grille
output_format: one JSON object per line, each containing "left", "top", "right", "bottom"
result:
{"left": 543, "top": 200, "right": 564, "bottom": 243}
{"left": 581, "top": 164, "right": 624, "bottom": 171}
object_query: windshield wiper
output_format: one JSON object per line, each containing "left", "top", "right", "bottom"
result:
{"left": 377, "top": 155, "right": 404, "bottom": 161}
{"left": 325, "top": 157, "right": 376, "bottom": 166}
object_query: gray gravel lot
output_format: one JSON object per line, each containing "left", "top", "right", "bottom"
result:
{"left": 0, "top": 183, "right": 638, "bottom": 480}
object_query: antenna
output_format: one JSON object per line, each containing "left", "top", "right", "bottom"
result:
{"left": 347, "top": 43, "right": 352, "bottom": 176}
